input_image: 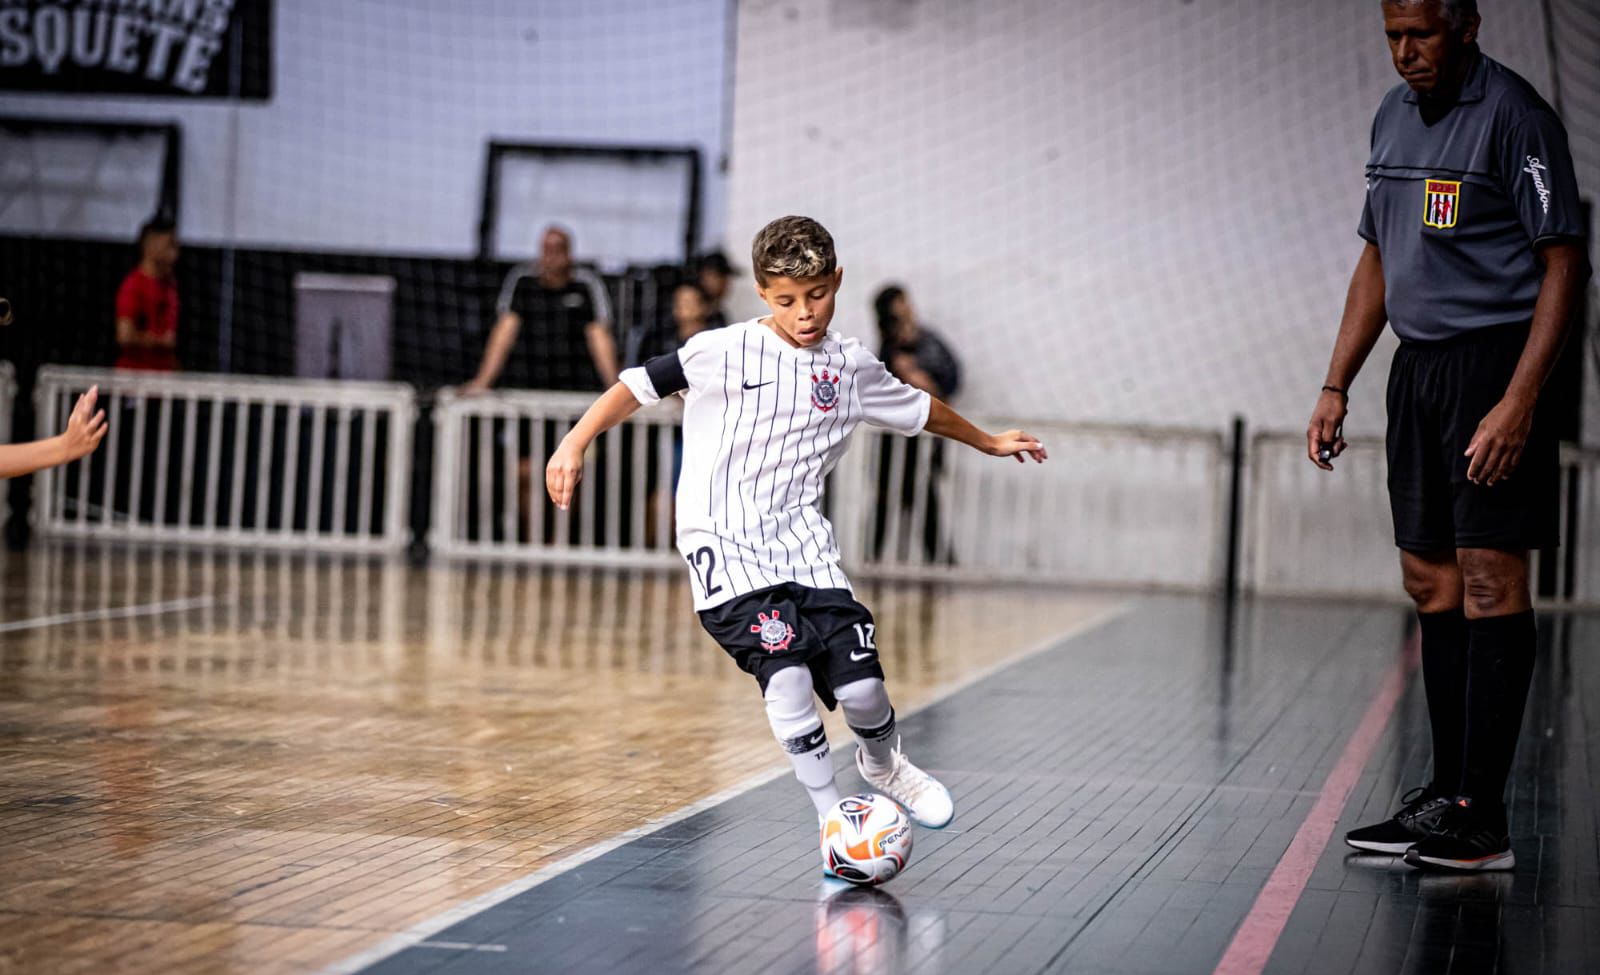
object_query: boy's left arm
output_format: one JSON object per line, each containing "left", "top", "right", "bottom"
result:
{"left": 923, "top": 398, "right": 1046, "bottom": 463}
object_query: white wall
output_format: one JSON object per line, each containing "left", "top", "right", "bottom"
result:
{"left": 725, "top": 0, "right": 1575, "bottom": 435}
{"left": 1, "top": 0, "right": 732, "bottom": 258}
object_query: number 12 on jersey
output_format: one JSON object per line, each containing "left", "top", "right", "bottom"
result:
{"left": 686, "top": 546, "right": 723, "bottom": 598}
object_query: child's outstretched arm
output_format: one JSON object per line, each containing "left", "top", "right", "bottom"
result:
{"left": 0, "top": 386, "right": 108, "bottom": 480}
{"left": 545, "top": 383, "right": 644, "bottom": 509}
{"left": 923, "top": 398, "right": 1046, "bottom": 464}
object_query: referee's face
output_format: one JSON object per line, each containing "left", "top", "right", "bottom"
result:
{"left": 1383, "top": 1, "right": 1478, "bottom": 96}
{"left": 756, "top": 270, "right": 842, "bottom": 349}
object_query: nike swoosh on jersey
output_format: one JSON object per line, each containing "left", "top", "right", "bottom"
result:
{"left": 741, "top": 380, "right": 774, "bottom": 390}
{"left": 849, "top": 651, "right": 875, "bottom": 662}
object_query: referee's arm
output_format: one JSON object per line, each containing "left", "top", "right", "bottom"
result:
{"left": 1465, "top": 241, "right": 1588, "bottom": 485}
{"left": 1309, "top": 242, "right": 1387, "bottom": 469}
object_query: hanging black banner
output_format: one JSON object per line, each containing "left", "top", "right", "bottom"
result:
{"left": 0, "top": 1, "right": 271, "bottom": 100}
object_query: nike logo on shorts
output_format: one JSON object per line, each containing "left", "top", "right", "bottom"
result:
{"left": 850, "top": 651, "right": 875, "bottom": 662}
{"left": 742, "top": 380, "right": 773, "bottom": 390}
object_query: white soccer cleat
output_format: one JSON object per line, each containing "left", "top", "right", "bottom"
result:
{"left": 855, "top": 740, "right": 954, "bottom": 829}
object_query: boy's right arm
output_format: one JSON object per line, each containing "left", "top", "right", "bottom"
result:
{"left": 548, "top": 334, "right": 711, "bottom": 508}
{"left": 546, "top": 383, "right": 643, "bottom": 509}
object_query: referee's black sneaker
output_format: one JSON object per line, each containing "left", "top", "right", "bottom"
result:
{"left": 1344, "top": 786, "right": 1452, "bottom": 854}
{"left": 1404, "top": 798, "right": 1515, "bottom": 872}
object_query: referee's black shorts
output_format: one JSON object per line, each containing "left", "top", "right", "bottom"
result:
{"left": 1386, "top": 323, "right": 1559, "bottom": 553}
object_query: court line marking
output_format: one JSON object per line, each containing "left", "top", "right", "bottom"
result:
{"left": 1211, "top": 628, "right": 1421, "bottom": 975}
{"left": 321, "top": 599, "right": 1132, "bottom": 975}
{"left": 0, "top": 595, "right": 215, "bottom": 634}
{"left": 414, "top": 942, "right": 507, "bottom": 953}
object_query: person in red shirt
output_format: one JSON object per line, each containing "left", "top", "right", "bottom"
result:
{"left": 114, "top": 217, "right": 180, "bottom": 371}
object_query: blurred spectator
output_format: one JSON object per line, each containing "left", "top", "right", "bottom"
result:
{"left": 463, "top": 225, "right": 619, "bottom": 543}
{"left": 671, "top": 282, "right": 714, "bottom": 350}
{"left": 693, "top": 250, "right": 736, "bottom": 331}
{"left": 643, "top": 281, "right": 719, "bottom": 540}
{"left": 115, "top": 216, "right": 180, "bottom": 372}
{"left": 871, "top": 284, "right": 963, "bottom": 563}
{"left": 464, "top": 225, "right": 617, "bottom": 393}
{"left": 874, "top": 284, "right": 960, "bottom": 399}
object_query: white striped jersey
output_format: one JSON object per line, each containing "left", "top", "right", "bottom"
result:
{"left": 619, "top": 319, "right": 931, "bottom": 610}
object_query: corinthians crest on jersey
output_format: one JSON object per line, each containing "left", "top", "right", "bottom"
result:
{"left": 811, "top": 369, "right": 841, "bottom": 412}
{"left": 1423, "top": 179, "right": 1461, "bottom": 229}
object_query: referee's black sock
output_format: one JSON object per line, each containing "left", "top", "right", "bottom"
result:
{"left": 1459, "top": 609, "right": 1537, "bottom": 816}
{"left": 1418, "top": 607, "right": 1468, "bottom": 796}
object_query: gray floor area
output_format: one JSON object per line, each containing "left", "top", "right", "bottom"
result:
{"left": 359, "top": 595, "right": 1599, "bottom": 975}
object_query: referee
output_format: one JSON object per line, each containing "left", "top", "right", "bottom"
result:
{"left": 1309, "top": 0, "right": 1589, "bottom": 871}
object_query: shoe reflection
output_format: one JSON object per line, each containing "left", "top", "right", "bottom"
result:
{"left": 814, "top": 885, "right": 908, "bottom": 974}
{"left": 1343, "top": 851, "right": 1414, "bottom": 872}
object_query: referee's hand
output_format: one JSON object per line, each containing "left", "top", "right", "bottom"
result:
{"left": 1465, "top": 397, "right": 1533, "bottom": 487}
{"left": 1306, "top": 390, "right": 1348, "bottom": 471}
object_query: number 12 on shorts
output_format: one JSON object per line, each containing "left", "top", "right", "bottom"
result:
{"left": 853, "top": 623, "right": 876, "bottom": 649}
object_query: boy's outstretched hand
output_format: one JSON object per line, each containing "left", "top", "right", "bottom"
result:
{"left": 546, "top": 443, "right": 585, "bottom": 510}
{"left": 62, "top": 386, "right": 108, "bottom": 462}
{"left": 987, "top": 429, "right": 1047, "bottom": 464}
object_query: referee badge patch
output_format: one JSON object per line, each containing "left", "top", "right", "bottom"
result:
{"left": 1423, "top": 179, "right": 1461, "bottom": 229}
{"left": 811, "top": 369, "right": 841, "bottom": 413}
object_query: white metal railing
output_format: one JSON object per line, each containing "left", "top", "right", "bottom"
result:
{"left": 1246, "top": 432, "right": 1600, "bottom": 607}
{"left": 430, "top": 389, "right": 682, "bottom": 565}
{"left": 1, "top": 359, "right": 14, "bottom": 533}
{"left": 835, "top": 421, "right": 1228, "bottom": 589}
{"left": 431, "top": 390, "right": 1230, "bottom": 590}
{"left": 32, "top": 366, "right": 416, "bottom": 553}
{"left": 1245, "top": 433, "right": 1399, "bottom": 599}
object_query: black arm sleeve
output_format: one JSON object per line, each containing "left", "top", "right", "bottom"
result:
{"left": 644, "top": 352, "right": 689, "bottom": 397}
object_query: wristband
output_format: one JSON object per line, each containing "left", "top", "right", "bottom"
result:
{"left": 1321, "top": 384, "right": 1347, "bottom": 398}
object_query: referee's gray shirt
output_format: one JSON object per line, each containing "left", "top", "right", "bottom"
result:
{"left": 1359, "top": 49, "right": 1586, "bottom": 342}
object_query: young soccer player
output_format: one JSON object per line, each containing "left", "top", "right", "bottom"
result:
{"left": 0, "top": 386, "right": 106, "bottom": 480}
{"left": 546, "top": 216, "right": 1045, "bottom": 839}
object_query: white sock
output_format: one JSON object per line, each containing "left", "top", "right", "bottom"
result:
{"left": 764, "top": 667, "right": 840, "bottom": 816}
{"left": 835, "top": 677, "right": 896, "bottom": 776}
{"left": 784, "top": 727, "right": 843, "bottom": 816}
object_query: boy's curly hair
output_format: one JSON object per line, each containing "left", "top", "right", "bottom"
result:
{"left": 750, "top": 216, "right": 836, "bottom": 286}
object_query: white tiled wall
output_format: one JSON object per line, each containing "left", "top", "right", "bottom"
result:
{"left": 2, "top": 0, "right": 732, "bottom": 258}
{"left": 725, "top": 0, "right": 1571, "bottom": 435}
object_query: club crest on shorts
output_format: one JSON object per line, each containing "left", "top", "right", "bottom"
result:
{"left": 751, "top": 610, "right": 795, "bottom": 652}
{"left": 1423, "top": 179, "right": 1461, "bottom": 229}
{"left": 811, "top": 369, "right": 841, "bottom": 412}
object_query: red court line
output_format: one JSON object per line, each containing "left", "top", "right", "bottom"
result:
{"left": 1212, "top": 629, "right": 1421, "bottom": 975}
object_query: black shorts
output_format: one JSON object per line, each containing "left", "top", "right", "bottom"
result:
{"left": 698, "top": 583, "right": 885, "bottom": 710}
{"left": 1386, "top": 323, "right": 1558, "bottom": 553}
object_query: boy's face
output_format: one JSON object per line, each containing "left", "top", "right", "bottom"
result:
{"left": 756, "top": 269, "right": 842, "bottom": 348}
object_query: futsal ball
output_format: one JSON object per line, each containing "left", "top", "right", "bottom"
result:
{"left": 820, "top": 794, "right": 913, "bottom": 886}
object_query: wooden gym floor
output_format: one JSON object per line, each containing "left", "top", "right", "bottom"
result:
{"left": 0, "top": 543, "right": 1118, "bottom": 975}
